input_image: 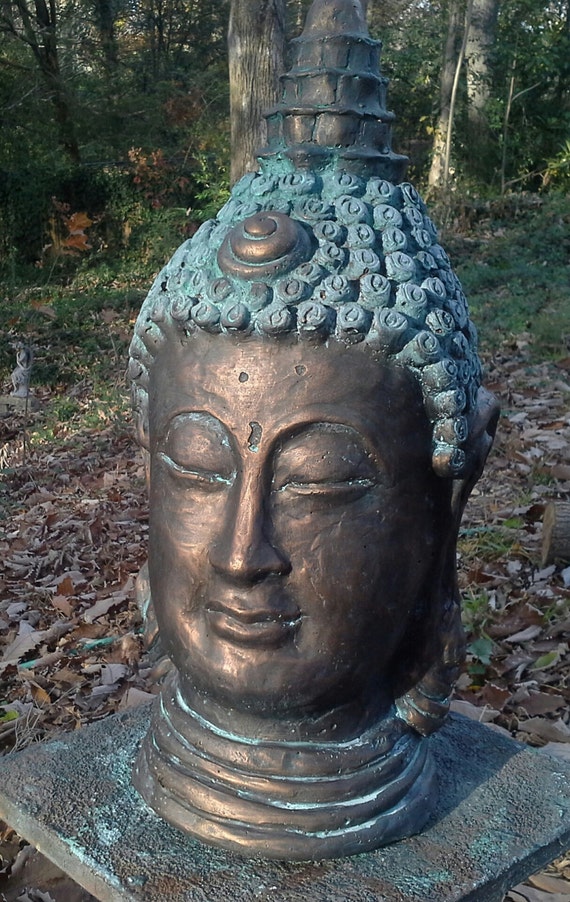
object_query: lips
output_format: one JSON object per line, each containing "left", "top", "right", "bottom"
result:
{"left": 206, "top": 595, "right": 300, "bottom": 648}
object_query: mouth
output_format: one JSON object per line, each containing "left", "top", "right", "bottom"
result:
{"left": 206, "top": 598, "right": 300, "bottom": 648}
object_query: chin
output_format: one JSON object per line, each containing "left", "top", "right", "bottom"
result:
{"left": 181, "top": 654, "right": 378, "bottom": 724}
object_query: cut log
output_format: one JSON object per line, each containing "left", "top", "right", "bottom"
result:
{"left": 541, "top": 502, "right": 570, "bottom": 566}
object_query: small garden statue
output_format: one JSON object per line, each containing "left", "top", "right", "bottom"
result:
{"left": 128, "top": 0, "right": 499, "bottom": 860}
{"left": 10, "top": 342, "right": 33, "bottom": 399}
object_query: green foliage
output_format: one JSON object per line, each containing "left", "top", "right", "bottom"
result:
{"left": 0, "top": 133, "right": 227, "bottom": 275}
{"left": 458, "top": 522, "right": 522, "bottom": 562}
{"left": 441, "top": 193, "right": 570, "bottom": 360}
{"left": 29, "top": 385, "right": 132, "bottom": 447}
{"left": 467, "top": 635, "right": 495, "bottom": 666}
{"left": 0, "top": 710, "right": 18, "bottom": 724}
{"left": 461, "top": 590, "right": 496, "bottom": 679}
{"left": 370, "top": 1, "right": 443, "bottom": 175}
{"left": 462, "top": 589, "right": 493, "bottom": 635}
{"left": 0, "top": 1, "right": 230, "bottom": 271}
{"left": 545, "top": 140, "right": 570, "bottom": 189}
{"left": 0, "top": 275, "right": 139, "bottom": 385}
{"left": 494, "top": 0, "right": 570, "bottom": 190}
{"left": 0, "top": 0, "right": 568, "bottom": 241}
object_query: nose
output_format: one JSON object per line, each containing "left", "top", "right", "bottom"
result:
{"left": 208, "top": 469, "right": 290, "bottom": 585}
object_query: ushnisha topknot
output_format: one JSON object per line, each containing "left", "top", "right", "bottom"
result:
{"left": 129, "top": 164, "right": 481, "bottom": 478}
{"left": 129, "top": 0, "right": 482, "bottom": 479}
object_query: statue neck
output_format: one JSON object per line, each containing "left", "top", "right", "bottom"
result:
{"left": 133, "top": 672, "right": 436, "bottom": 859}
{"left": 178, "top": 673, "right": 395, "bottom": 745}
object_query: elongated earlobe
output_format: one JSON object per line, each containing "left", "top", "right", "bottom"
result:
{"left": 396, "top": 387, "right": 499, "bottom": 736}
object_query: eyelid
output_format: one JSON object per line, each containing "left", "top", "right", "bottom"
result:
{"left": 274, "top": 450, "right": 380, "bottom": 492}
{"left": 158, "top": 452, "right": 234, "bottom": 486}
{"left": 278, "top": 476, "right": 377, "bottom": 495}
{"left": 274, "top": 423, "right": 383, "bottom": 479}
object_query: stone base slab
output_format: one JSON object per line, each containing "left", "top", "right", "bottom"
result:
{"left": 0, "top": 394, "right": 41, "bottom": 414}
{"left": 0, "top": 706, "right": 569, "bottom": 901}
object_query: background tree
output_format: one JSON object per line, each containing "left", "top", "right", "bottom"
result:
{"left": 91, "top": 0, "right": 120, "bottom": 74}
{"left": 427, "top": 0, "right": 465, "bottom": 192}
{"left": 494, "top": 0, "right": 570, "bottom": 191}
{"left": 0, "top": 0, "right": 230, "bottom": 263}
{"left": 0, "top": 0, "right": 568, "bottom": 271}
{"left": 0, "top": 0, "right": 81, "bottom": 161}
{"left": 464, "top": 0, "right": 500, "bottom": 178}
{"left": 228, "top": 0, "right": 285, "bottom": 183}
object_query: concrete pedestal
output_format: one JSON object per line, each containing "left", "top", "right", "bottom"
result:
{"left": 0, "top": 394, "right": 41, "bottom": 414}
{"left": 0, "top": 706, "right": 568, "bottom": 901}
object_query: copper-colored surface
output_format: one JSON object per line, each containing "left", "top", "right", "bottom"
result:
{"left": 146, "top": 338, "right": 450, "bottom": 725}
{"left": 218, "top": 211, "right": 313, "bottom": 279}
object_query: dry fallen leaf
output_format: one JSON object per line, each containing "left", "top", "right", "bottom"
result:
{"left": 478, "top": 683, "right": 512, "bottom": 711}
{"left": 518, "top": 718, "right": 570, "bottom": 743}
{"left": 528, "top": 873, "right": 570, "bottom": 894}
{"left": 119, "top": 687, "right": 156, "bottom": 709}
{"left": 519, "top": 691, "right": 566, "bottom": 717}
{"left": 507, "top": 884, "right": 570, "bottom": 902}
{"left": 29, "top": 684, "right": 51, "bottom": 707}
{"left": 100, "top": 663, "right": 128, "bottom": 685}
{"left": 50, "top": 595, "right": 74, "bottom": 616}
{"left": 56, "top": 576, "right": 75, "bottom": 597}
{"left": 1, "top": 629, "right": 45, "bottom": 666}
{"left": 82, "top": 578, "right": 134, "bottom": 623}
{"left": 505, "top": 625, "right": 543, "bottom": 644}
{"left": 450, "top": 699, "right": 499, "bottom": 722}
{"left": 15, "top": 888, "right": 57, "bottom": 901}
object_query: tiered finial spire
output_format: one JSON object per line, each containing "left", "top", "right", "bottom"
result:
{"left": 260, "top": 0, "right": 408, "bottom": 179}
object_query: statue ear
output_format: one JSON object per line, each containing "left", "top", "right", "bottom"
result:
{"left": 396, "top": 388, "right": 499, "bottom": 737}
{"left": 451, "top": 387, "right": 499, "bottom": 524}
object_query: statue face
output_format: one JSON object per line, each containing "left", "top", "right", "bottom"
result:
{"left": 148, "top": 332, "right": 451, "bottom": 730}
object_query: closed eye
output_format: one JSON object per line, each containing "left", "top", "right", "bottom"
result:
{"left": 158, "top": 452, "right": 234, "bottom": 487}
{"left": 272, "top": 423, "right": 382, "bottom": 501}
{"left": 278, "top": 476, "right": 377, "bottom": 497}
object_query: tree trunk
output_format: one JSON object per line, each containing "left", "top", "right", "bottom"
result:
{"left": 94, "top": 0, "right": 119, "bottom": 73}
{"left": 554, "top": 0, "right": 570, "bottom": 106}
{"left": 464, "top": 0, "right": 499, "bottom": 180}
{"left": 12, "top": 0, "right": 81, "bottom": 161}
{"left": 427, "top": 0, "right": 463, "bottom": 193}
{"left": 228, "top": 0, "right": 285, "bottom": 184}
{"left": 542, "top": 502, "right": 570, "bottom": 566}
{"left": 500, "top": 55, "right": 516, "bottom": 195}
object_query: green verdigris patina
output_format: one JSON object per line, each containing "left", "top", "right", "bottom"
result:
{"left": 130, "top": 0, "right": 484, "bottom": 484}
{"left": 131, "top": 168, "right": 482, "bottom": 478}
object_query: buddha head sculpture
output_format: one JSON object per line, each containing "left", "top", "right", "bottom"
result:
{"left": 129, "top": 0, "right": 498, "bottom": 860}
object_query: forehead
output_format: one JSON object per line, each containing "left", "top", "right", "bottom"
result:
{"left": 150, "top": 331, "right": 431, "bottom": 459}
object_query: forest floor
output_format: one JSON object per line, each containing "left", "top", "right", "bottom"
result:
{"left": 0, "top": 194, "right": 569, "bottom": 900}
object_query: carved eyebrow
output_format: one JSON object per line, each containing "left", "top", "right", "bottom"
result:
{"left": 278, "top": 422, "right": 379, "bottom": 455}
{"left": 272, "top": 417, "right": 382, "bottom": 455}
{"left": 160, "top": 410, "right": 230, "bottom": 439}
